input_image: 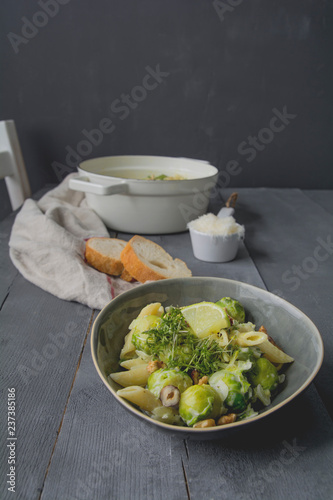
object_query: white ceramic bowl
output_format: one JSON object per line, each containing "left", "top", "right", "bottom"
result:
{"left": 91, "top": 277, "right": 324, "bottom": 439}
{"left": 69, "top": 156, "right": 219, "bottom": 234}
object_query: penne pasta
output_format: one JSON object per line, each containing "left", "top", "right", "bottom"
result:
{"left": 235, "top": 331, "right": 268, "bottom": 347}
{"left": 210, "top": 331, "right": 229, "bottom": 347}
{"left": 117, "top": 386, "right": 162, "bottom": 412}
{"left": 124, "top": 304, "right": 164, "bottom": 359}
{"left": 110, "top": 364, "right": 149, "bottom": 387}
{"left": 120, "top": 330, "right": 136, "bottom": 359}
{"left": 120, "top": 358, "right": 147, "bottom": 369}
{"left": 137, "top": 302, "right": 163, "bottom": 318}
{"left": 259, "top": 339, "right": 294, "bottom": 364}
{"left": 218, "top": 330, "right": 229, "bottom": 347}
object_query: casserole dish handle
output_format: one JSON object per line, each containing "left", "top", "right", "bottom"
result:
{"left": 69, "top": 176, "right": 128, "bottom": 196}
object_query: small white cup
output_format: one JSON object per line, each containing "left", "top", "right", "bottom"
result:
{"left": 189, "top": 228, "right": 242, "bottom": 262}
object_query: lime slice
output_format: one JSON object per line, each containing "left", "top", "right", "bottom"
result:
{"left": 181, "top": 302, "right": 230, "bottom": 338}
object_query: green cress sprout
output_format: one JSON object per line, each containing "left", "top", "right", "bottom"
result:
{"left": 131, "top": 306, "right": 231, "bottom": 375}
{"left": 216, "top": 297, "right": 246, "bottom": 323}
{"left": 131, "top": 307, "right": 229, "bottom": 373}
{"left": 132, "top": 307, "right": 195, "bottom": 362}
{"left": 209, "top": 368, "right": 251, "bottom": 413}
{"left": 147, "top": 369, "right": 193, "bottom": 398}
{"left": 179, "top": 384, "right": 222, "bottom": 427}
{"left": 248, "top": 357, "right": 279, "bottom": 393}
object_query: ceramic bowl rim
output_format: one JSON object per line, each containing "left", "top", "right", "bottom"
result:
{"left": 79, "top": 155, "right": 219, "bottom": 182}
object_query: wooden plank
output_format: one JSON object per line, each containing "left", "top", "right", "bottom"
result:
{"left": 0, "top": 210, "right": 19, "bottom": 307}
{"left": 1, "top": 187, "right": 332, "bottom": 500}
{"left": 40, "top": 325, "right": 189, "bottom": 500}
{"left": 183, "top": 385, "right": 333, "bottom": 500}
{"left": 156, "top": 189, "right": 333, "bottom": 500}
{"left": 221, "top": 188, "right": 333, "bottom": 415}
{"left": 302, "top": 190, "right": 333, "bottom": 215}
{"left": 0, "top": 272, "right": 94, "bottom": 500}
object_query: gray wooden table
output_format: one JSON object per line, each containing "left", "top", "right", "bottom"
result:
{"left": 1, "top": 188, "right": 332, "bottom": 500}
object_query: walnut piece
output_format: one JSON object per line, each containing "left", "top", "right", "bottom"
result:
{"left": 198, "top": 376, "right": 209, "bottom": 385}
{"left": 190, "top": 369, "right": 200, "bottom": 385}
{"left": 146, "top": 360, "right": 165, "bottom": 374}
{"left": 259, "top": 325, "right": 280, "bottom": 349}
{"left": 193, "top": 419, "right": 216, "bottom": 429}
{"left": 217, "top": 413, "right": 237, "bottom": 425}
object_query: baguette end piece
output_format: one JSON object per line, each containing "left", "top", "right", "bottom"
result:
{"left": 85, "top": 237, "right": 126, "bottom": 276}
{"left": 120, "top": 235, "right": 192, "bottom": 283}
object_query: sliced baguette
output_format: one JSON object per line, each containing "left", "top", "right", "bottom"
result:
{"left": 85, "top": 237, "right": 127, "bottom": 276}
{"left": 120, "top": 235, "right": 192, "bottom": 283}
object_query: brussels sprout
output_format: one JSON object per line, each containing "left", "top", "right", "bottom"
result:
{"left": 131, "top": 315, "right": 162, "bottom": 354}
{"left": 236, "top": 347, "right": 258, "bottom": 363}
{"left": 147, "top": 369, "right": 192, "bottom": 398}
{"left": 216, "top": 297, "right": 246, "bottom": 323}
{"left": 209, "top": 369, "right": 250, "bottom": 413}
{"left": 248, "top": 357, "right": 279, "bottom": 392}
{"left": 179, "top": 384, "right": 222, "bottom": 427}
{"left": 159, "top": 344, "right": 194, "bottom": 367}
{"left": 254, "top": 384, "right": 271, "bottom": 406}
{"left": 151, "top": 406, "right": 184, "bottom": 425}
{"left": 237, "top": 322, "right": 256, "bottom": 333}
{"left": 132, "top": 331, "right": 150, "bottom": 353}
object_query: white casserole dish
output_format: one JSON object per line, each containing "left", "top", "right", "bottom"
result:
{"left": 69, "top": 156, "right": 219, "bottom": 234}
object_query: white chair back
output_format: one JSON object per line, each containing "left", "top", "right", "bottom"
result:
{"left": 0, "top": 120, "right": 31, "bottom": 211}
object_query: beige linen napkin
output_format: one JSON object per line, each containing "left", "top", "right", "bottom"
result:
{"left": 9, "top": 174, "right": 139, "bottom": 310}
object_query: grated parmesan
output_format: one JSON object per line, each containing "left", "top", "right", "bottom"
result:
{"left": 188, "top": 214, "right": 245, "bottom": 237}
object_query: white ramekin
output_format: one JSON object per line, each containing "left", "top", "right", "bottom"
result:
{"left": 189, "top": 228, "right": 243, "bottom": 262}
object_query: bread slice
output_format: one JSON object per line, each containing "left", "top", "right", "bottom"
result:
{"left": 85, "top": 237, "right": 127, "bottom": 276}
{"left": 120, "top": 235, "right": 192, "bottom": 283}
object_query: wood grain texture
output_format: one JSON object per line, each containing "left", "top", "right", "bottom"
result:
{"left": 0, "top": 210, "right": 19, "bottom": 307}
{"left": 40, "top": 327, "right": 188, "bottom": 500}
{"left": 1, "top": 188, "right": 332, "bottom": 500}
{"left": 302, "top": 190, "right": 333, "bottom": 216}
{"left": 0, "top": 267, "right": 94, "bottom": 500}
{"left": 183, "top": 385, "right": 333, "bottom": 500}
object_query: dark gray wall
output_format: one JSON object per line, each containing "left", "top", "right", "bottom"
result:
{"left": 1, "top": 0, "right": 332, "bottom": 214}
